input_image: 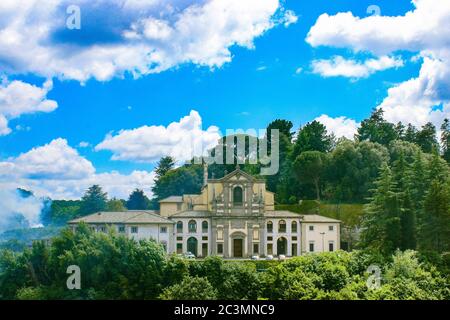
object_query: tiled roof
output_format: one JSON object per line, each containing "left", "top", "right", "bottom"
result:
{"left": 170, "top": 210, "right": 212, "bottom": 218}
{"left": 159, "top": 196, "right": 183, "bottom": 203}
{"left": 68, "top": 210, "right": 174, "bottom": 224}
{"left": 265, "top": 211, "right": 341, "bottom": 222}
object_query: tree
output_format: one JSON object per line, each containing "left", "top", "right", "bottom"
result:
{"left": 420, "top": 179, "right": 450, "bottom": 253}
{"left": 392, "top": 152, "right": 416, "bottom": 250}
{"left": 79, "top": 185, "right": 108, "bottom": 215}
{"left": 126, "top": 189, "right": 151, "bottom": 210}
{"left": 106, "top": 198, "right": 126, "bottom": 212}
{"left": 403, "top": 123, "right": 418, "bottom": 143}
{"left": 441, "top": 119, "right": 450, "bottom": 163}
{"left": 159, "top": 276, "right": 217, "bottom": 300}
{"left": 361, "top": 163, "right": 402, "bottom": 255}
{"left": 415, "top": 122, "right": 438, "bottom": 153}
{"left": 326, "top": 140, "right": 389, "bottom": 202}
{"left": 356, "top": 108, "right": 398, "bottom": 146}
{"left": 292, "top": 120, "right": 333, "bottom": 159}
{"left": 152, "top": 165, "right": 203, "bottom": 201}
{"left": 293, "top": 151, "right": 327, "bottom": 200}
{"left": 155, "top": 156, "right": 175, "bottom": 179}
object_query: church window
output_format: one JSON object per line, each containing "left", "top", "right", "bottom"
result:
{"left": 176, "top": 221, "right": 183, "bottom": 233}
{"left": 292, "top": 221, "right": 297, "bottom": 233}
{"left": 202, "top": 221, "right": 208, "bottom": 233}
{"left": 188, "top": 220, "right": 197, "bottom": 233}
{"left": 267, "top": 221, "right": 273, "bottom": 233}
{"left": 278, "top": 220, "right": 286, "bottom": 233}
{"left": 233, "top": 186, "right": 243, "bottom": 206}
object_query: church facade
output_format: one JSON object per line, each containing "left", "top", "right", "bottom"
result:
{"left": 69, "top": 167, "right": 340, "bottom": 258}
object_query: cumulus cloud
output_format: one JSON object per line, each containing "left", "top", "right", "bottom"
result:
{"left": 315, "top": 114, "right": 359, "bottom": 139}
{"left": 95, "top": 110, "right": 221, "bottom": 163}
{"left": 0, "top": 138, "right": 155, "bottom": 199}
{"left": 0, "top": 0, "right": 295, "bottom": 82}
{"left": 0, "top": 79, "right": 57, "bottom": 135}
{"left": 311, "top": 55, "right": 404, "bottom": 79}
{"left": 306, "top": 0, "right": 450, "bottom": 128}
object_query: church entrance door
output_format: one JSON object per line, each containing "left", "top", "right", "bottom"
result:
{"left": 233, "top": 239, "right": 243, "bottom": 258}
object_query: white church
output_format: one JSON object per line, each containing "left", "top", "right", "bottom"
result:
{"left": 69, "top": 167, "right": 340, "bottom": 258}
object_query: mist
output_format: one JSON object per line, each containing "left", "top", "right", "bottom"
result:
{"left": 0, "top": 188, "right": 44, "bottom": 233}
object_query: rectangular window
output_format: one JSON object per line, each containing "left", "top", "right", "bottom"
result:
{"left": 309, "top": 242, "right": 315, "bottom": 252}
{"left": 292, "top": 243, "right": 297, "bottom": 256}
{"left": 267, "top": 223, "right": 273, "bottom": 233}
{"left": 267, "top": 243, "right": 273, "bottom": 255}
{"left": 329, "top": 225, "right": 334, "bottom": 231}
{"left": 177, "top": 243, "right": 183, "bottom": 254}
{"left": 177, "top": 236, "right": 183, "bottom": 241}
{"left": 267, "top": 236, "right": 273, "bottom": 241}
{"left": 99, "top": 226, "right": 106, "bottom": 233}
{"left": 329, "top": 242, "right": 334, "bottom": 252}
{"left": 202, "top": 236, "right": 208, "bottom": 241}
{"left": 253, "top": 228, "right": 259, "bottom": 240}
{"left": 160, "top": 226, "right": 167, "bottom": 233}
{"left": 309, "top": 225, "right": 314, "bottom": 231}
{"left": 292, "top": 236, "right": 297, "bottom": 241}
{"left": 217, "top": 228, "right": 223, "bottom": 240}
{"left": 131, "top": 226, "right": 138, "bottom": 234}
{"left": 118, "top": 226, "right": 125, "bottom": 233}
{"left": 253, "top": 243, "right": 259, "bottom": 254}
{"left": 217, "top": 243, "right": 223, "bottom": 254}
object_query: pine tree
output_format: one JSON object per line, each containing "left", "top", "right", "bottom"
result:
{"left": 79, "top": 185, "right": 108, "bottom": 215}
{"left": 155, "top": 156, "right": 175, "bottom": 179}
{"left": 361, "top": 163, "right": 402, "bottom": 255}
{"left": 420, "top": 179, "right": 450, "bottom": 253}
{"left": 126, "top": 189, "right": 151, "bottom": 210}
{"left": 392, "top": 152, "right": 416, "bottom": 250}
{"left": 441, "top": 118, "right": 450, "bottom": 163}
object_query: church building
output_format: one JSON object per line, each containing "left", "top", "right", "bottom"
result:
{"left": 69, "top": 167, "right": 340, "bottom": 258}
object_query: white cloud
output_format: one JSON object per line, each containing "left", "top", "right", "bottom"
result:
{"left": 78, "top": 141, "right": 90, "bottom": 148}
{"left": 95, "top": 110, "right": 221, "bottom": 163}
{"left": 0, "top": 79, "right": 57, "bottom": 135}
{"left": 0, "top": 0, "right": 295, "bottom": 83}
{"left": 0, "top": 138, "right": 156, "bottom": 199}
{"left": 311, "top": 55, "right": 404, "bottom": 79}
{"left": 315, "top": 114, "right": 359, "bottom": 139}
{"left": 306, "top": 0, "right": 450, "bottom": 128}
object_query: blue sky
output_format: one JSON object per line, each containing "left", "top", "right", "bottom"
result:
{"left": 0, "top": 0, "right": 448, "bottom": 199}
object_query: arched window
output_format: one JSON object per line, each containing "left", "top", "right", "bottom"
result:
{"left": 233, "top": 186, "right": 243, "bottom": 206}
{"left": 188, "top": 220, "right": 197, "bottom": 233}
{"left": 177, "top": 221, "right": 183, "bottom": 233}
{"left": 202, "top": 221, "right": 208, "bottom": 233}
{"left": 278, "top": 220, "right": 286, "bottom": 233}
{"left": 267, "top": 221, "right": 273, "bottom": 233}
{"left": 291, "top": 221, "right": 297, "bottom": 233}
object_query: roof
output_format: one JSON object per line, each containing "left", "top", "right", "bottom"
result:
{"left": 265, "top": 211, "right": 341, "bottom": 222}
{"left": 159, "top": 196, "right": 183, "bottom": 203}
{"left": 170, "top": 210, "right": 212, "bottom": 218}
{"left": 301, "top": 214, "right": 341, "bottom": 223}
{"left": 68, "top": 210, "right": 174, "bottom": 224}
{"left": 207, "top": 168, "right": 265, "bottom": 183}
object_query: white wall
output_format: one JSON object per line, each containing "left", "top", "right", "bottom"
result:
{"left": 302, "top": 222, "right": 340, "bottom": 253}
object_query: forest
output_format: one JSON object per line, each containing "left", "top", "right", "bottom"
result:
{"left": 0, "top": 108, "right": 449, "bottom": 299}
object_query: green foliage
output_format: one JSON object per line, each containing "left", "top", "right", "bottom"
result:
{"left": 159, "top": 276, "right": 217, "bottom": 300}
{"left": 48, "top": 200, "right": 82, "bottom": 224}
{"left": 126, "top": 189, "right": 151, "bottom": 210}
{"left": 152, "top": 165, "right": 203, "bottom": 201}
{"left": 155, "top": 156, "right": 175, "bottom": 179}
{"left": 441, "top": 119, "right": 450, "bottom": 163}
{"left": 292, "top": 120, "right": 333, "bottom": 159}
{"left": 356, "top": 108, "right": 398, "bottom": 146}
{"left": 106, "top": 198, "right": 126, "bottom": 212}
{"left": 79, "top": 185, "right": 108, "bottom": 216}
{"left": 293, "top": 151, "right": 327, "bottom": 200}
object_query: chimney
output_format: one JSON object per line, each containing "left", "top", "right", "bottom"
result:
{"left": 203, "top": 163, "right": 208, "bottom": 186}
